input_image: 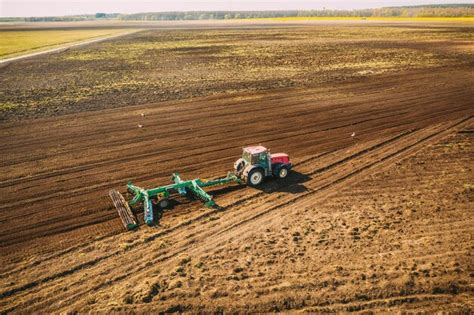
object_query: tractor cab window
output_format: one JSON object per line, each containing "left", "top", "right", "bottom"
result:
{"left": 242, "top": 150, "right": 258, "bottom": 165}
{"left": 242, "top": 151, "right": 251, "bottom": 163}
{"left": 259, "top": 152, "right": 269, "bottom": 167}
{"left": 243, "top": 150, "right": 266, "bottom": 165}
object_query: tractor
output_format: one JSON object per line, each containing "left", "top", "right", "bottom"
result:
{"left": 234, "top": 145, "right": 292, "bottom": 186}
{"left": 110, "top": 145, "right": 291, "bottom": 230}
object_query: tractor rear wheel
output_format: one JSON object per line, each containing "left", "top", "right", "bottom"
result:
{"left": 248, "top": 169, "right": 264, "bottom": 186}
{"left": 277, "top": 166, "right": 289, "bottom": 179}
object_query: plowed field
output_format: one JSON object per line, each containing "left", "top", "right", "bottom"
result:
{"left": 0, "top": 21, "right": 473, "bottom": 313}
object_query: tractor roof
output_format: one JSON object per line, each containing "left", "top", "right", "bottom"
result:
{"left": 244, "top": 145, "right": 267, "bottom": 154}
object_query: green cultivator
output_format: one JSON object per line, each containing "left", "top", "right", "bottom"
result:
{"left": 109, "top": 172, "right": 242, "bottom": 230}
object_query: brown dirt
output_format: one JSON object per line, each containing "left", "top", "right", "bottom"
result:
{"left": 0, "top": 22, "right": 473, "bottom": 313}
{"left": 1, "top": 23, "right": 473, "bottom": 121}
{"left": 1, "top": 67, "right": 473, "bottom": 313}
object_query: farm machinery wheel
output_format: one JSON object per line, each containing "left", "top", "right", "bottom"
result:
{"left": 158, "top": 198, "right": 169, "bottom": 209}
{"left": 277, "top": 166, "right": 289, "bottom": 179}
{"left": 248, "top": 168, "right": 264, "bottom": 186}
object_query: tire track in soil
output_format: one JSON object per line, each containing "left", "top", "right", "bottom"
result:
{"left": 0, "top": 88, "right": 471, "bottom": 246}
{"left": 1, "top": 94, "right": 470, "bottom": 247}
{"left": 0, "top": 81, "right": 466, "bottom": 177}
{"left": 0, "top": 73, "right": 428, "bottom": 151}
{"left": 1, "top": 117, "right": 470, "bottom": 313}
{"left": 6, "top": 84, "right": 470, "bottom": 175}
{"left": 298, "top": 294, "right": 455, "bottom": 313}
{"left": 1, "top": 130, "right": 414, "bottom": 298}
{"left": 0, "top": 106, "right": 404, "bottom": 187}
{"left": 203, "top": 117, "right": 472, "bottom": 242}
{"left": 0, "top": 103, "right": 431, "bottom": 248}
{"left": 0, "top": 103, "right": 412, "bottom": 194}
{"left": 0, "top": 109, "right": 410, "bottom": 210}
{"left": 0, "top": 106, "right": 468, "bottom": 242}
{"left": 0, "top": 117, "right": 470, "bottom": 268}
{"left": 0, "top": 70, "right": 468, "bottom": 173}
{"left": 0, "top": 141, "right": 385, "bottom": 277}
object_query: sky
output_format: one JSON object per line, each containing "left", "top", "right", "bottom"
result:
{"left": 1, "top": 0, "right": 471, "bottom": 18}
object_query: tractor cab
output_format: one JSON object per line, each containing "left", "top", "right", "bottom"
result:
{"left": 242, "top": 145, "right": 270, "bottom": 168}
{"left": 234, "top": 145, "right": 292, "bottom": 186}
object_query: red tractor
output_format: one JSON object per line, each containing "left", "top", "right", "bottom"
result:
{"left": 234, "top": 146, "right": 292, "bottom": 186}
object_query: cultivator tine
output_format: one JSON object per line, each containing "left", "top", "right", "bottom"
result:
{"left": 109, "top": 190, "right": 138, "bottom": 231}
{"left": 188, "top": 182, "right": 216, "bottom": 208}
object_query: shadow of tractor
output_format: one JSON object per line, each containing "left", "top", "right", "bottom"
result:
{"left": 252, "top": 169, "right": 311, "bottom": 194}
{"left": 209, "top": 169, "right": 311, "bottom": 197}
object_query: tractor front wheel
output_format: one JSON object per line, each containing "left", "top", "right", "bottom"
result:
{"left": 248, "top": 169, "right": 264, "bottom": 186}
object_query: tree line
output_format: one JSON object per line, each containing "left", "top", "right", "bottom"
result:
{"left": 1, "top": 4, "right": 473, "bottom": 22}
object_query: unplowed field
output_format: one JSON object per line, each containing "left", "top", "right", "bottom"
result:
{"left": 0, "top": 22, "right": 473, "bottom": 312}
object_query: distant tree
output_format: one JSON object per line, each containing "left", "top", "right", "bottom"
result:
{"left": 4, "top": 5, "right": 472, "bottom": 23}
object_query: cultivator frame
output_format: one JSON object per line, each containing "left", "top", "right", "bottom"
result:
{"left": 109, "top": 172, "right": 242, "bottom": 230}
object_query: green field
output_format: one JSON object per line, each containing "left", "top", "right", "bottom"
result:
{"left": 0, "top": 29, "right": 129, "bottom": 58}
